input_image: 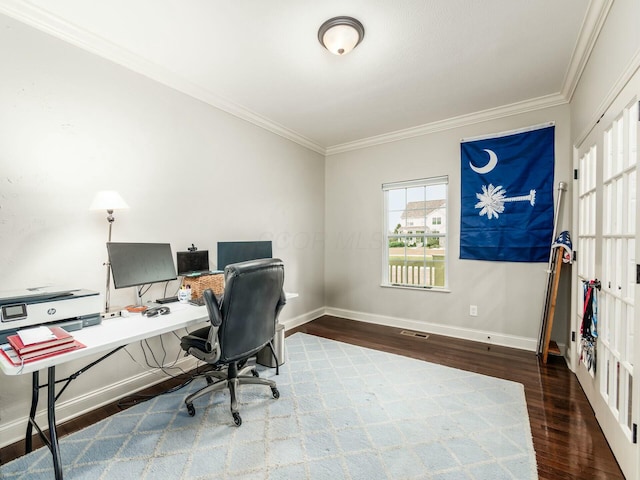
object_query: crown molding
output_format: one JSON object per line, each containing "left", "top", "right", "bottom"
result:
{"left": 0, "top": 0, "right": 326, "bottom": 155}
{"left": 0, "top": 0, "right": 609, "bottom": 158}
{"left": 325, "top": 0, "right": 612, "bottom": 156}
{"left": 561, "top": 0, "right": 614, "bottom": 102}
{"left": 325, "top": 93, "right": 568, "bottom": 155}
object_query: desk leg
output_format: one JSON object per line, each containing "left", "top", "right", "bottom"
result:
{"left": 25, "top": 371, "right": 40, "bottom": 453}
{"left": 47, "top": 366, "right": 64, "bottom": 480}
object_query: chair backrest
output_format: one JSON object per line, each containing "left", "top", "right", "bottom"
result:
{"left": 218, "top": 258, "right": 285, "bottom": 362}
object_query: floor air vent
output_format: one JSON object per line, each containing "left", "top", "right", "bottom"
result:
{"left": 400, "top": 330, "right": 429, "bottom": 339}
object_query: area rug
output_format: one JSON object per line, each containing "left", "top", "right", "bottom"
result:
{"left": 1, "top": 332, "right": 537, "bottom": 479}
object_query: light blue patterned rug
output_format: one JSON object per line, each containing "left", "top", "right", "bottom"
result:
{"left": 1, "top": 333, "right": 537, "bottom": 479}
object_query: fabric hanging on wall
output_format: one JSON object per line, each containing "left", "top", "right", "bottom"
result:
{"left": 460, "top": 124, "right": 555, "bottom": 262}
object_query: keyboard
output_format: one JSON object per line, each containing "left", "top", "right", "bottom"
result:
{"left": 189, "top": 297, "right": 205, "bottom": 306}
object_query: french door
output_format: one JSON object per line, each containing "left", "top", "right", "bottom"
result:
{"left": 574, "top": 88, "right": 639, "bottom": 479}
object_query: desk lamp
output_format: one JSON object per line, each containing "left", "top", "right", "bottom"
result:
{"left": 90, "top": 190, "right": 129, "bottom": 313}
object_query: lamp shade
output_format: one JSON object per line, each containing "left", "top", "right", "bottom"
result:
{"left": 90, "top": 190, "right": 129, "bottom": 211}
{"left": 318, "top": 17, "right": 364, "bottom": 55}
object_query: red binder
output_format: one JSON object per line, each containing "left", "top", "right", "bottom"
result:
{"left": 1, "top": 340, "right": 85, "bottom": 365}
{"left": 7, "top": 326, "right": 74, "bottom": 355}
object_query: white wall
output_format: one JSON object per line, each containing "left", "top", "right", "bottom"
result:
{"left": 0, "top": 14, "right": 325, "bottom": 445}
{"left": 325, "top": 105, "right": 572, "bottom": 349}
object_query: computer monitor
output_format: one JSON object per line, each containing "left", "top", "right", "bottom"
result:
{"left": 217, "top": 241, "right": 272, "bottom": 270}
{"left": 176, "top": 250, "right": 210, "bottom": 276}
{"left": 107, "top": 242, "right": 177, "bottom": 289}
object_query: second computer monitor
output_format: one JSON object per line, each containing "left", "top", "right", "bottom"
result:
{"left": 217, "top": 241, "right": 272, "bottom": 271}
{"left": 176, "top": 250, "right": 210, "bottom": 276}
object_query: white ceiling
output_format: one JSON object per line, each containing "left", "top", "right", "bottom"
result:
{"left": 0, "top": 0, "right": 603, "bottom": 154}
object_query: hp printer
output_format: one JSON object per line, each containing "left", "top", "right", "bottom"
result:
{"left": 0, "top": 286, "right": 102, "bottom": 343}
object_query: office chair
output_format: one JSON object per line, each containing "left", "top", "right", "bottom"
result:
{"left": 180, "top": 258, "right": 286, "bottom": 426}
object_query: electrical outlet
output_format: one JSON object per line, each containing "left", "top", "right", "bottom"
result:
{"left": 469, "top": 305, "right": 478, "bottom": 316}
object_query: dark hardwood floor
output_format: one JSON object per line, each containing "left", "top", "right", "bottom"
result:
{"left": 291, "top": 316, "right": 625, "bottom": 480}
{"left": 1, "top": 315, "right": 625, "bottom": 479}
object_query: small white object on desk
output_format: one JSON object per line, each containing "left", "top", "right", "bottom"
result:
{"left": 18, "top": 326, "right": 55, "bottom": 345}
{"left": 178, "top": 285, "right": 192, "bottom": 304}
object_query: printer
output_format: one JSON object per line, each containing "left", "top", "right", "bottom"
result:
{"left": 0, "top": 287, "right": 102, "bottom": 343}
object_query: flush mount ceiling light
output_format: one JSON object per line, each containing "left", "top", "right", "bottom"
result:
{"left": 318, "top": 16, "right": 364, "bottom": 55}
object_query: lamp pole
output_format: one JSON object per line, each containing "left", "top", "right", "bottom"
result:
{"left": 104, "top": 209, "right": 115, "bottom": 313}
{"left": 90, "top": 190, "right": 128, "bottom": 314}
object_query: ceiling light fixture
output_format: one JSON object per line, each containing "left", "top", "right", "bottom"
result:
{"left": 318, "top": 16, "right": 364, "bottom": 56}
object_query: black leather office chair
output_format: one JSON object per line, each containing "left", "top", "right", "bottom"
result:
{"left": 180, "top": 258, "right": 286, "bottom": 426}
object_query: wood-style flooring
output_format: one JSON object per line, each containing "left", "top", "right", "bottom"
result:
{"left": 291, "top": 316, "right": 625, "bottom": 480}
{"left": 1, "top": 315, "right": 625, "bottom": 479}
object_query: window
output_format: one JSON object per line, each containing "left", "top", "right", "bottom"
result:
{"left": 382, "top": 176, "right": 448, "bottom": 289}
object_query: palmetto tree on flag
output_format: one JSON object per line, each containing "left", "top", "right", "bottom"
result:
{"left": 475, "top": 184, "right": 536, "bottom": 220}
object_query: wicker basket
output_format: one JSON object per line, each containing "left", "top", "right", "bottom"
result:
{"left": 181, "top": 273, "right": 224, "bottom": 300}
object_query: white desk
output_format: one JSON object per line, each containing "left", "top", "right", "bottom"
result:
{"left": 0, "top": 303, "right": 209, "bottom": 480}
{"left": 0, "top": 303, "right": 208, "bottom": 376}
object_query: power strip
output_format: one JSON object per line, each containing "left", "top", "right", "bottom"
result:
{"left": 100, "top": 309, "right": 122, "bottom": 320}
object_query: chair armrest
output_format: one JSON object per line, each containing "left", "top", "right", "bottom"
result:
{"left": 276, "top": 289, "right": 287, "bottom": 318}
{"left": 203, "top": 289, "right": 223, "bottom": 327}
{"left": 181, "top": 324, "right": 221, "bottom": 363}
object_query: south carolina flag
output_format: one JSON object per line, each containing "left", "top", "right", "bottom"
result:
{"left": 460, "top": 124, "right": 555, "bottom": 262}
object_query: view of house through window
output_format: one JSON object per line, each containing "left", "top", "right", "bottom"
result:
{"left": 382, "top": 176, "right": 448, "bottom": 288}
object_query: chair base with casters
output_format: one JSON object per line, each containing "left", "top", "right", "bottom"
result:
{"left": 184, "top": 344, "right": 280, "bottom": 426}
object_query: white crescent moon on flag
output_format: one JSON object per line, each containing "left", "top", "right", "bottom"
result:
{"left": 469, "top": 149, "right": 498, "bottom": 174}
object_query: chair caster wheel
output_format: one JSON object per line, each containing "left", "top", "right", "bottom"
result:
{"left": 271, "top": 387, "right": 280, "bottom": 399}
{"left": 232, "top": 412, "right": 242, "bottom": 426}
{"left": 186, "top": 403, "right": 196, "bottom": 417}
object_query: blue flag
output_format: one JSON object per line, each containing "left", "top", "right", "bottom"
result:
{"left": 460, "top": 125, "right": 555, "bottom": 262}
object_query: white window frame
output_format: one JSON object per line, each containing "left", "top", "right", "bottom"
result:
{"left": 382, "top": 176, "right": 449, "bottom": 290}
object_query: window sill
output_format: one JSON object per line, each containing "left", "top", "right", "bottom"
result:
{"left": 380, "top": 284, "right": 451, "bottom": 293}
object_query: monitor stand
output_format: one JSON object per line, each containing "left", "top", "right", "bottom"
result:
{"left": 156, "top": 296, "right": 179, "bottom": 304}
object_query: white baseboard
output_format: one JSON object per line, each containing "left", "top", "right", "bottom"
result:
{"left": 280, "top": 307, "right": 325, "bottom": 331}
{"left": 324, "top": 306, "right": 539, "bottom": 351}
{"left": 285, "top": 305, "right": 542, "bottom": 352}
